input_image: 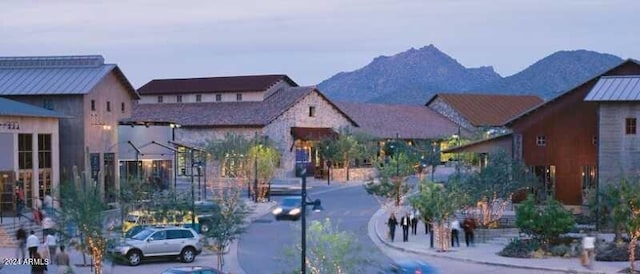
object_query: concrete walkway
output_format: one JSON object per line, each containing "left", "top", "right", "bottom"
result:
{"left": 368, "top": 207, "right": 636, "bottom": 274}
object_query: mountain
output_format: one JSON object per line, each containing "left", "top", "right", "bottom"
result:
{"left": 475, "top": 50, "right": 622, "bottom": 99}
{"left": 317, "top": 45, "right": 501, "bottom": 104}
{"left": 317, "top": 46, "right": 623, "bottom": 105}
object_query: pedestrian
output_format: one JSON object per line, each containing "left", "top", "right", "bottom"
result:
{"left": 44, "top": 190, "right": 54, "bottom": 217}
{"left": 401, "top": 212, "right": 411, "bottom": 242}
{"left": 387, "top": 212, "right": 398, "bottom": 242}
{"left": 451, "top": 218, "right": 461, "bottom": 247}
{"left": 42, "top": 215, "right": 55, "bottom": 239}
{"left": 54, "top": 245, "right": 71, "bottom": 274}
{"left": 27, "top": 230, "right": 39, "bottom": 258}
{"left": 463, "top": 217, "right": 476, "bottom": 247}
{"left": 15, "top": 185, "right": 25, "bottom": 218}
{"left": 30, "top": 251, "right": 48, "bottom": 274}
{"left": 410, "top": 210, "right": 418, "bottom": 235}
{"left": 15, "top": 224, "right": 27, "bottom": 260}
{"left": 46, "top": 231, "right": 57, "bottom": 259}
{"left": 581, "top": 232, "right": 596, "bottom": 269}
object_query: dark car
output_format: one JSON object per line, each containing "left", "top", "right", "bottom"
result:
{"left": 272, "top": 196, "right": 303, "bottom": 221}
{"left": 381, "top": 259, "right": 437, "bottom": 274}
{"left": 193, "top": 201, "right": 221, "bottom": 233}
{"left": 161, "top": 266, "right": 224, "bottom": 274}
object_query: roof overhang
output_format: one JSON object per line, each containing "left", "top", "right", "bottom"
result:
{"left": 291, "top": 127, "right": 338, "bottom": 141}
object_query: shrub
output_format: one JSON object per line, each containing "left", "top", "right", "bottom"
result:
{"left": 516, "top": 195, "right": 575, "bottom": 245}
{"left": 550, "top": 244, "right": 570, "bottom": 257}
{"left": 499, "top": 238, "right": 541, "bottom": 258}
{"left": 596, "top": 241, "right": 640, "bottom": 261}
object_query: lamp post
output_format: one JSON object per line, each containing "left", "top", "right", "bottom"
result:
{"left": 299, "top": 167, "right": 322, "bottom": 274}
{"left": 253, "top": 132, "right": 259, "bottom": 203}
{"left": 190, "top": 149, "right": 196, "bottom": 229}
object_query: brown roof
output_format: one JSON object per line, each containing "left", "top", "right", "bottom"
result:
{"left": 426, "top": 93, "right": 543, "bottom": 127}
{"left": 126, "top": 86, "right": 357, "bottom": 127}
{"left": 335, "top": 101, "right": 468, "bottom": 139}
{"left": 291, "top": 127, "right": 338, "bottom": 141}
{"left": 137, "top": 74, "right": 298, "bottom": 95}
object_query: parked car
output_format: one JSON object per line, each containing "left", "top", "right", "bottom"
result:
{"left": 272, "top": 196, "right": 303, "bottom": 221}
{"left": 380, "top": 259, "right": 437, "bottom": 274}
{"left": 161, "top": 266, "right": 225, "bottom": 274}
{"left": 193, "top": 200, "right": 221, "bottom": 233}
{"left": 108, "top": 226, "right": 202, "bottom": 266}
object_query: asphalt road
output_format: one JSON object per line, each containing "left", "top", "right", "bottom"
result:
{"left": 238, "top": 184, "right": 392, "bottom": 273}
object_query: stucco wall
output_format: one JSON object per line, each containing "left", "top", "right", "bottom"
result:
{"left": 140, "top": 91, "right": 265, "bottom": 104}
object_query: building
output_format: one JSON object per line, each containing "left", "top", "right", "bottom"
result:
{"left": 131, "top": 75, "right": 357, "bottom": 178}
{"left": 0, "top": 55, "right": 139, "bottom": 202}
{"left": 585, "top": 73, "right": 640, "bottom": 187}
{"left": 0, "top": 97, "right": 66, "bottom": 212}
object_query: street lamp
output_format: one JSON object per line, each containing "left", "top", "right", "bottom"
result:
{"left": 253, "top": 132, "right": 259, "bottom": 203}
{"left": 299, "top": 167, "right": 323, "bottom": 274}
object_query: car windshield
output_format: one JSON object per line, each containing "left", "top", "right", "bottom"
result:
{"left": 281, "top": 198, "right": 300, "bottom": 207}
{"left": 131, "top": 228, "right": 154, "bottom": 241}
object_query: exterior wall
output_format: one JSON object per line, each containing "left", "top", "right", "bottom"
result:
{"left": 598, "top": 102, "right": 640, "bottom": 185}
{"left": 264, "top": 91, "right": 354, "bottom": 177}
{"left": 427, "top": 97, "right": 474, "bottom": 131}
{"left": 511, "top": 63, "right": 640, "bottom": 205}
{"left": 0, "top": 115, "right": 60, "bottom": 209}
{"left": 140, "top": 91, "right": 265, "bottom": 104}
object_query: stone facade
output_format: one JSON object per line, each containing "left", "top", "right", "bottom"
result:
{"left": 427, "top": 97, "right": 473, "bottom": 132}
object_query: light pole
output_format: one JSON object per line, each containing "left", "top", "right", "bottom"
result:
{"left": 299, "top": 167, "right": 322, "bottom": 274}
{"left": 253, "top": 132, "right": 259, "bottom": 203}
{"left": 190, "top": 149, "right": 195, "bottom": 229}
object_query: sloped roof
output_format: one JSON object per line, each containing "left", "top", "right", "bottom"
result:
{"left": 507, "top": 59, "right": 640, "bottom": 125}
{"left": 585, "top": 75, "right": 640, "bottom": 101}
{"left": 137, "top": 74, "right": 298, "bottom": 95}
{"left": 0, "top": 55, "right": 138, "bottom": 98}
{"left": 335, "top": 101, "right": 468, "bottom": 139}
{"left": 425, "top": 93, "right": 543, "bottom": 127}
{"left": 126, "top": 86, "right": 356, "bottom": 127}
{"left": 0, "top": 96, "right": 68, "bottom": 118}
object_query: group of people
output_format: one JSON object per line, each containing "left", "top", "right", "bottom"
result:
{"left": 16, "top": 225, "right": 71, "bottom": 273}
{"left": 387, "top": 210, "right": 477, "bottom": 248}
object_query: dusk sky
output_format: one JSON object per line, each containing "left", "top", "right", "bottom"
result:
{"left": 1, "top": 0, "right": 638, "bottom": 88}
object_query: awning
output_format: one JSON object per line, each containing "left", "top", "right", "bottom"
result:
{"left": 290, "top": 127, "right": 338, "bottom": 141}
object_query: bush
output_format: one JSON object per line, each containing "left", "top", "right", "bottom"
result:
{"left": 596, "top": 241, "right": 640, "bottom": 261}
{"left": 516, "top": 195, "right": 575, "bottom": 244}
{"left": 550, "top": 244, "right": 570, "bottom": 257}
{"left": 499, "top": 238, "right": 541, "bottom": 258}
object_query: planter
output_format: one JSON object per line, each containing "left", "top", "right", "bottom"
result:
{"left": 475, "top": 228, "right": 520, "bottom": 244}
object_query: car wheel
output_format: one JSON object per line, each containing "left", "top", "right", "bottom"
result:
{"left": 127, "top": 250, "right": 142, "bottom": 266}
{"left": 180, "top": 247, "right": 196, "bottom": 263}
{"left": 200, "top": 222, "right": 210, "bottom": 233}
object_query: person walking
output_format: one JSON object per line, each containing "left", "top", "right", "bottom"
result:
{"left": 15, "top": 224, "right": 27, "bottom": 260}
{"left": 387, "top": 213, "right": 398, "bottom": 242}
{"left": 46, "top": 232, "right": 57, "bottom": 259}
{"left": 31, "top": 251, "right": 48, "bottom": 274}
{"left": 463, "top": 217, "right": 476, "bottom": 247}
{"left": 410, "top": 210, "right": 418, "bottom": 235}
{"left": 27, "top": 230, "right": 39, "bottom": 258}
{"left": 54, "top": 245, "right": 71, "bottom": 274}
{"left": 581, "top": 233, "right": 596, "bottom": 269}
{"left": 401, "top": 212, "right": 411, "bottom": 242}
{"left": 450, "top": 218, "right": 461, "bottom": 247}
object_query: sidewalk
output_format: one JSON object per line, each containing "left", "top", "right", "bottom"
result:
{"left": 368, "top": 208, "right": 633, "bottom": 274}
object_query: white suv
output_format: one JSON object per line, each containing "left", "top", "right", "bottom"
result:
{"left": 110, "top": 226, "right": 203, "bottom": 266}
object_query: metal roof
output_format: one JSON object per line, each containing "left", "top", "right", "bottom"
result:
{"left": 0, "top": 96, "right": 68, "bottom": 118}
{"left": 585, "top": 75, "right": 640, "bottom": 101}
{"left": 0, "top": 55, "right": 117, "bottom": 95}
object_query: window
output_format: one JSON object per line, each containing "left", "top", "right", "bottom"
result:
{"left": 236, "top": 93, "right": 242, "bottom": 101}
{"left": 581, "top": 166, "right": 597, "bottom": 203}
{"left": 215, "top": 94, "right": 222, "bottom": 102}
{"left": 196, "top": 94, "right": 202, "bottom": 102}
{"left": 91, "top": 100, "right": 96, "bottom": 111}
{"left": 309, "top": 106, "right": 316, "bottom": 117}
{"left": 157, "top": 96, "right": 164, "bottom": 103}
{"left": 177, "top": 95, "right": 182, "bottom": 103}
{"left": 626, "top": 118, "right": 636, "bottom": 135}
{"left": 43, "top": 99, "right": 53, "bottom": 110}
{"left": 106, "top": 101, "right": 111, "bottom": 112}
{"left": 38, "top": 134, "right": 51, "bottom": 168}
{"left": 121, "top": 102, "right": 125, "bottom": 113}
{"left": 536, "top": 135, "right": 546, "bottom": 146}
{"left": 150, "top": 231, "right": 166, "bottom": 241}
{"left": 592, "top": 136, "right": 598, "bottom": 145}
{"left": 18, "top": 134, "right": 33, "bottom": 169}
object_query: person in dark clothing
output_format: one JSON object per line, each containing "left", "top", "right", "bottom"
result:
{"left": 30, "top": 251, "right": 48, "bottom": 274}
{"left": 463, "top": 217, "right": 476, "bottom": 247}
{"left": 400, "top": 213, "right": 411, "bottom": 242}
{"left": 410, "top": 211, "right": 418, "bottom": 235}
{"left": 387, "top": 213, "right": 398, "bottom": 242}
{"left": 16, "top": 225, "right": 26, "bottom": 260}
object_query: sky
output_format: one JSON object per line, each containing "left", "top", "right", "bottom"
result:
{"left": 1, "top": 0, "right": 639, "bottom": 88}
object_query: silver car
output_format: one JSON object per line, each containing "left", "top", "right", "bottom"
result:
{"left": 110, "top": 226, "right": 203, "bottom": 266}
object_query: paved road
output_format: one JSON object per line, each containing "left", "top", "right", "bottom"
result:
{"left": 238, "top": 183, "right": 392, "bottom": 273}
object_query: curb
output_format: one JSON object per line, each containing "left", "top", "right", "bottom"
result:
{"left": 369, "top": 208, "right": 606, "bottom": 274}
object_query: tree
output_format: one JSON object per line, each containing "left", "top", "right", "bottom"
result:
{"left": 452, "top": 150, "right": 537, "bottom": 228}
{"left": 115, "top": 177, "right": 152, "bottom": 231}
{"left": 202, "top": 180, "right": 251, "bottom": 271}
{"left": 364, "top": 153, "right": 414, "bottom": 208}
{"left": 284, "top": 218, "right": 370, "bottom": 273}
{"left": 58, "top": 167, "right": 110, "bottom": 274}
{"left": 409, "top": 180, "right": 466, "bottom": 252}
{"left": 317, "top": 128, "right": 376, "bottom": 181}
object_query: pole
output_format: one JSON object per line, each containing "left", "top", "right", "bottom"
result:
{"left": 300, "top": 169, "right": 307, "bottom": 274}
{"left": 191, "top": 149, "right": 195, "bottom": 229}
{"left": 327, "top": 161, "right": 330, "bottom": 186}
{"left": 395, "top": 133, "right": 400, "bottom": 176}
{"left": 254, "top": 132, "right": 259, "bottom": 203}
